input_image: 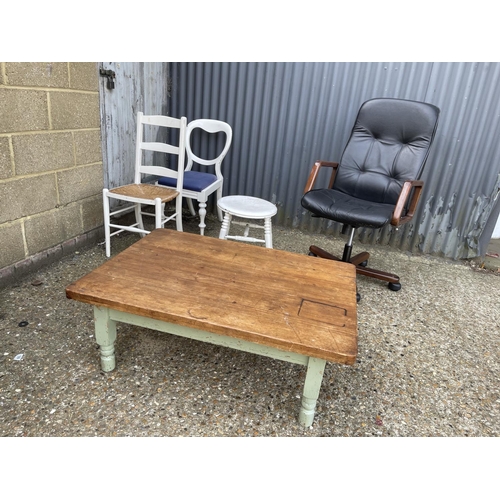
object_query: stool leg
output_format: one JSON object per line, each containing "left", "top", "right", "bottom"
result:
{"left": 219, "top": 213, "right": 232, "bottom": 240}
{"left": 264, "top": 217, "right": 273, "bottom": 248}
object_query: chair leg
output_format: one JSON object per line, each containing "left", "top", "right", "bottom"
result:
{"left": 135, "top": 203, "right": 145, "bottom": 237}
{"left": 216, "top": 187, "right": 223, "bottom": 221}
{"left": 350, "top": 252, "right": 370, "bottom": 266}
{"left": 198, "top": 201, "right": 207, "bottom": 235}
{"left": 175, "top": 195, "right": 183, "bottom": 232}
{"left": 308, "top": 225, "right": 402, "bottom": 291}
{"left": 355, "top": 265, "right": 401, "bottom": 288}
{"left": 103, "top": 189, "right": 111, "bottom": 258}
{"left": 308, "top": 245, "right": 340, "bottom": 260}
{"left": 187, "top": 198, "right": 196, "bottom": 217}
{"left": 155, "top": 198, "right": 162, "bottom": 229}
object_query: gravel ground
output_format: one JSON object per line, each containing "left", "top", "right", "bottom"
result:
{"left": 1, "top": 211, "right": 499, "bottom": 438}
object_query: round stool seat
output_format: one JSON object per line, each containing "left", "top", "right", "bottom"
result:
{"left": 217, "top": 195, "right": 277, "bottom": 219}
{"left": 217, "top": 195, "right": 277, "bottom": 248}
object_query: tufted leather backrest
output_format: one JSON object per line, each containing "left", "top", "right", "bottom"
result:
{"left": 333, "top": 98, "right": 440, "bottom": 205}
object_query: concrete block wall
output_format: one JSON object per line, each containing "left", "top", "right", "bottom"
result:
{"left": 0, "top": 62, "right": 104, "bottom": 286}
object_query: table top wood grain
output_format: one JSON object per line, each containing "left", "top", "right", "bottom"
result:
{"left": 66, "top": 229, "right": 358, "bottom": 364}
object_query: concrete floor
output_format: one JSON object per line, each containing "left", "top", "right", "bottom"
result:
{"left": 1, "top": 210, "right": 499, "bottom": 440}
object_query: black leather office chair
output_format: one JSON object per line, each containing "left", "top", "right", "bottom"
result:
{"left": 301, "top": 98, "right": 440, "bottom": 300}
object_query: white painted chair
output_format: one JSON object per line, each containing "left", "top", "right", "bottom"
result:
{"left": 156, "top": 119, "right": 232, "bottom": 235}
{"left": 217, "top": 195, "right": 278, "bottom": 248}
{"left": 102, "top": 112, "right": 187, "bottom": 258}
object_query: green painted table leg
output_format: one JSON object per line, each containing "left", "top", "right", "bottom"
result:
{"left": 93, "top": 306, "right": 117, "bottom": 372}
{"left": 299, "top": 357, "right": 327, "bottom": 427}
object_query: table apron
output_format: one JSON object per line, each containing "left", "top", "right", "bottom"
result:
{"left": 100, "top": 306, "right": 313, "bottom": 366}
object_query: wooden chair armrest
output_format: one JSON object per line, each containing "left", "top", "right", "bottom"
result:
{"left": 391, "top": 180, "right": 424, "bottom": 226}
{"left": 303, "top": 161, "right": 340, "bottom": 194}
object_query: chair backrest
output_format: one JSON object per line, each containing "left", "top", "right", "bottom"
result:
{"left": 333, "top": 98, "right": 440, "bottom": 205}
{"left": 185, "top": 119, "right": 233, "bottom": 179}
{"left": 134, "top": 112, "right": 187, "bottom": 190}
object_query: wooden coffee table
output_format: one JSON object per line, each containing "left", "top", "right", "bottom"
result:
{"left": 66, "top": 229, "right": 357, "bottom": 427}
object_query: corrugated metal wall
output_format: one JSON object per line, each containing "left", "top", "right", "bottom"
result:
{"left": 168, "top": 62, "right": 500, "bottom": 259}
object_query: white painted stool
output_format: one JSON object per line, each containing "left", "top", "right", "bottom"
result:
{"left": 217, "top": 195, "right": 278, "bottom": 248}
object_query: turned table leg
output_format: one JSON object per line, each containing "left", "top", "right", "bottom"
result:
{"left": 93, "top": 306, "right": 117, "bottom": 372}
{"left": 91, "top": 306, "right": 329, "bottom": 427}
{"left": 299, "top": 357, "right": 327, "bottom": 427}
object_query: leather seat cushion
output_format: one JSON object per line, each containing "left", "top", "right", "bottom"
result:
{"left": 301, "top": 188, "right": 395, "bottom": 228}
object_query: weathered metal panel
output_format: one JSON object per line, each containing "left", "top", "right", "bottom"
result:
{"left": 416, "top": 62, "right": 500, "bottom": 258}
{"left": 168, "top": 62, "right": 500, "bottom": 259}
{"left": 99, "top": 62, "right": 170, "bottom": 194}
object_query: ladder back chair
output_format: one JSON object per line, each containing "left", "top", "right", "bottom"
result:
{"left": 102, "top": 112, "right": 187, "bottom": 257}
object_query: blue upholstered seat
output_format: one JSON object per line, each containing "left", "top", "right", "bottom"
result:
{"left": 158, "top": 170, "right": 217, "bottom": 192}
